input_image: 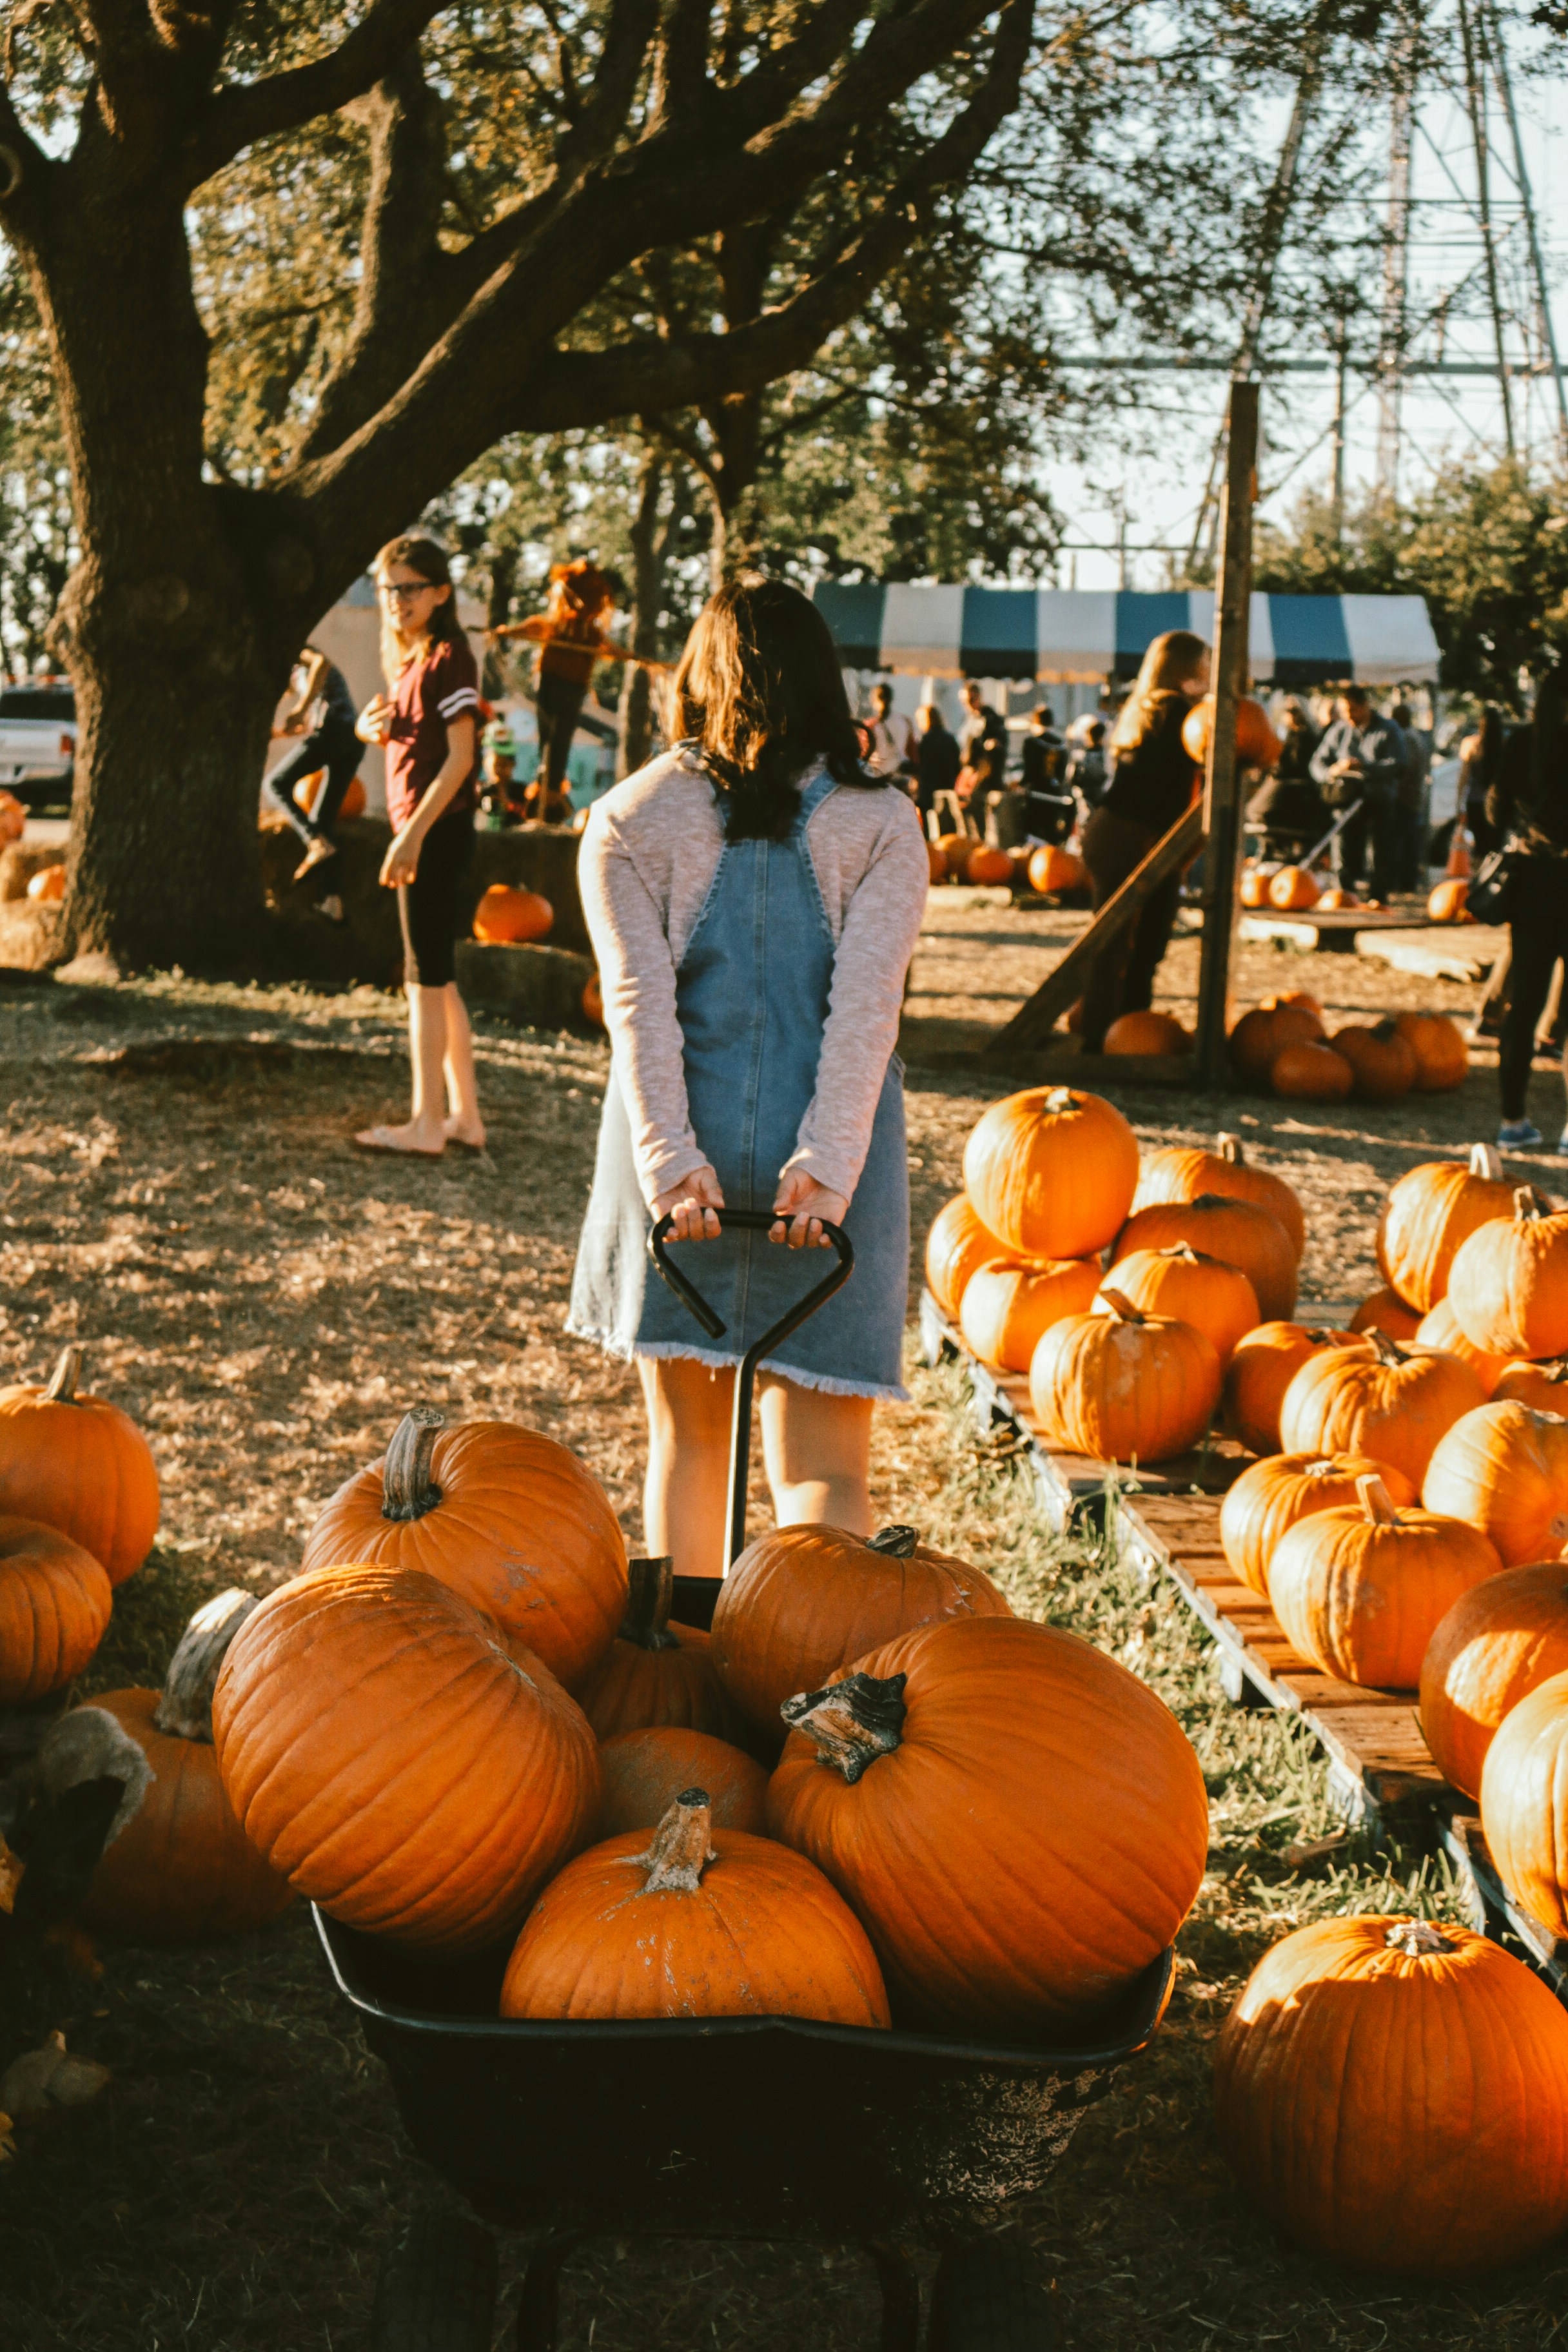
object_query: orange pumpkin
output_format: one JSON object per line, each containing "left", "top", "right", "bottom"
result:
{"left": 1132, "top": 1132, "right": 1305, "bottom": 1260}
{"left": 1213, "top": 1915, "right": 1568, "bottom": 2276}
{"left": 1376, "top": 1144, "right": 1513, "bottom": 1311}
{"left": 1422, "top": 1401, "right": 1568, "bottom": 1567}
{"left": 1110, "top": 1193, "right": 1297, "bottom": 1322}
{"left": 0, "top": 790, "right": 24, "bottom": 846}
{"left": 0, "top": 1346, "right": 159, "bottom": 1587}
{"left": 473, "top": 883, "right": 554, "bottom": 943}
{"left": 966, "top": 844, "right": 1014, "bottom": 887}
{"left": 958, "top": 1255, "right": 1101, "bottom": 1371}
{"left": 0, "top": 1515, "right": 113, "bottom": 1703}
{"left": 1419, "top": 1563, "right": 1568, "bottom": 1800}
{"left": 1447, "top": 1186, "right": 1568, "bottom": 1361}
{"left": 1266, "top": 865, "right": 1320, "bottom": 912}
{"left": 582, "top": 971, "right": 605, "bottom": 1026}
{"left": 594, "top": 1726, "right": 769, "bottom": 1838}
{"left": 1096, "top": 1245, "right": 1258, "bottom": 1369}
{"left": 1029, "top": 1290, "right": 1221, "bottom": 1465}
{"left": 571, "top": 1557, "right": 741, "bottom": 1740}
{"left": 1331, "top": 1021, "right": 1416, "bottom": 1102}
{"left": 963, "top": 1086, "right": 1139, "bottom": 1261}
{"left": 1480, "top": 1670, "right": 1568, "bottom": 1937}
{"left": 1239, "top": 865, "right": 1273, "bottom": 908}
{"left": 1427, "top": 877, "right": 1471, "bottom": 923}
{"left": 79, "top": 1591, "right": 295, "bottom": 1941}
{"left": 1348, "top": 1285, "right": 1423, "bottom": 1342}
{"left": 1393, "top": 1012, "right": 1468, "bottom": 1092}
{"left": 1027, "top": 843, "right": 1085, "bottom": 894}
{"left": 500, "top": 1790, "right": 889, "bottom": 2025}
{"left": 1102, "top": 1010, "right": 1191, "bottom": 1055}
{"left": 1268, "top": 1474, "right": 1502, "bottom": 1688}
{"left": 1315, "top": 887, "right": 1360, "bottom": 910}
{"left": 1181, "top": 694, "right": 1282, "bottom": 770}
{"left": 213, "top": 1564, "right": 600, "bottom": 1953}
{"left": 1219, "top": 1451, "right": 1417, "bottom": 1599}
{"left": 923, "top": 1195, "right": 1008, "bottom": 1322}
{"left": 1271, "top": 1041, "right": 1353, "bottom": 1099}
{"left": 1414, "top": 1297, "right": 1511, "bottom": 1398}
{"left": 767, "top": 1614, "right": 1208, "bottom": 2031}
{"left": 926, "top": 838, "right": 947, "bottom": 884}
{"left": 1279, "top": 1329, "right": 1485, "bottom": 1490}
{"left": 1228, "top": 1003, "right": 1324, "bottom": 1088}
{"left": 937, "top": 832, "right": 975, "bottom": 882}
{"left": 1222, "top": 1324, "right": 1361, "bottom": 1456}
{"left": 1494, "top": 1356, "right": 1568, "bottom": 1414}
{"left": 300, "top": 1407, "right": 627, "bottom": 1688}
{"left": 27, "top": 862, "right": 66, "bottom": 903}
{"left": 709, "top": 1522, "right": 1011, "bottom": 1744}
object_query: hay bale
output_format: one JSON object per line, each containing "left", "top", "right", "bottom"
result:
{"left": 454, "top": 941, "right": 595, "bottom": 1030}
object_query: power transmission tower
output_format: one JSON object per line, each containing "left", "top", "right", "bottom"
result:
{"left": 1376, "top": 17, "right": 1416, "bottom": 494}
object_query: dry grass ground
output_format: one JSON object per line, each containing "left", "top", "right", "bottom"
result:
{"left": 1, "top": 890, "right": 1563, "bottom": 2350}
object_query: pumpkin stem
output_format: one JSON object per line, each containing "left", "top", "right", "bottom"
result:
{"left": 618, "top": 1557, "right": 680, "bottom": 1651}
{"left": 781, "top": 1671, "right": 907, "bottom": 1782}
{"left": 633, "top": 1789, "right": 716, "bottom": 1892}
{"left": 866, "top": 1525, "right": 919, "bottom": 1558}
{"left": 1356, "top": 1474, "right": 1401, "bottom": 1527}
{"left": 381, "top": 1407, "right": 445, "bottom": 1521}
{"left": 1098, "top": 1287, "right": 1145, "bottom": 1325}
{"left": 43, "top": 1346, "right": 83, "bottom": 1404}
{"left": 1044, "top": 1087, "right": 1077, "bottom": 1114}
{"left": 1215, "top": 1132, "right": 1245, "bottom": 1164}
{"left": 1469, "top": 1143, "right": 1504, "bottom": 1182}
{"left": 153, "top": 1589, "right": 260, "bottom": 1741}
{"left": 1384, "top": 1919, "right": 1458, "bottom": 1957}
{"left": 1366, "top": 1328, "right": 1404, "bottom": 1366}
{"left": 1514, "top": 1185, "right": 1550, "bottom": 1221}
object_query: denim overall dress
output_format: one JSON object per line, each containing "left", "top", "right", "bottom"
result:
{"left": 567, "top": 767, "right": 910, "bottom": 1398}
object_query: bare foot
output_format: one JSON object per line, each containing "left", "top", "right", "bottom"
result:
{"left": 443, "top": 1115, "right": 487, "bottom": 1150}
{"left": 353, "top": 1121, "right": 445, "bottom": 1157}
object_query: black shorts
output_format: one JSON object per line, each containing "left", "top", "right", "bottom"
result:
{"left": 398, "top": 811, "right": 474, "bottom": 990}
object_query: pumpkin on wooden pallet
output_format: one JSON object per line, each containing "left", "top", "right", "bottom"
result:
{"left": 923, "top": 1194, "right": 1008, "bottom": 1323}
{"left": 958, "top": 1255, "right": 1101, "bottom": 1373}
{"left": 1447, "top": 1186, "right": 1568, "bottom": 1361}
{"left": 1132, "top": 1132, "right": 1305, "bottom": 1261}
{"left": 937, "top": 832, "right": 975, "bottom": 883}
{"left": 78, "top": 1591, "right": 295, "bottom": 1942}
{"left": 1480, "top": 1670, "right": 1568, "bottom": 1938}
{"left": 0, "top": 1516, "right": 113, "bottom": 1704}
{"left": 473, "top": 883, "right": 553, "bottom": 943}
{"left": 1213, "top": 1916, "right": 1568, "bottom": 2275}
{"left": 213, "top": 1564, "right": 600, "bottom": 1954}
{"left": 1393, "top": 1011, "right": 1469, "bottom": 1093}
{"left": 1268, "top": 1474, "right": 1502, "bottom": 1689}
{"left": 1095, "top": 1246, "right": 1258, "bottom": 1370}
{"left": 1413, "top": 1297, "right": 1512, "bottom": 1398}
{"left": 767, "top": 1615, "right": 1208, "bottom": 2032}
{"left": 1331, "top": 1021, "right": 1416, "bottom": 1102}
{"left": 1111, "top": 1192, "right": 1297, "bottom": 1322}
{"left": 1272, "top": 1041, "right": 1352, "bottom": 1100}
{"left": 1375, "top": 1144, "right": 1512, "bottom": 1312}
{"left": 1029, "top": 1290, "right": 1221, "bottom": 1465}
{"left": 1102, "top": 1010, "right": 1191, "bottom": 1056}
{"left": 1427, "top": 877, "right": 1471, "bottom": 923}
{"left": 709, "top": 1522, "right": 1010, "bottom": 1746}
{"left": 1419, "top": 1564, "right": 1568, "bottom": 1801}
{"left": 1279, "top": 1327, "right": 1485, "bottom": 1490}
{"left": 1027, "top": 843, "right": 1085, "bottom": 894}
{"left": 1223, "top": 1325, "right": 1360, "bottom": 1456}
{"left": 1267, "top": 865, "right": 1320, "bottom": 912}
{"left": 1494, "top": 1356, "right": 1568, "bottom": 1414}
{"left": 1422, "top": 1400, "right": 1568, "bottom": 1567}
{"left": 1220, "top": 1452, "right": 1417, "bottom": 1600}
{"left": 301, "top": 1407, "right": 627, "bottom": 1687}
{"left": 572, "top": 1556, "right": 741, "bottom": 1741}
{"left": 501, "top": 1790, "right": 889, "bottom": 2025}
{"left": 1348, "top": 1285, "right": 1422, "bottom": 1342}
{"left": 594, "top": 1727, "right": 769, "bottom": 1838}
{"left": 965, "top": 844, "right": 1014, "bottom": 887}
{"left": 1228, "top": 1003, "right": 1324, "bottom": 1089}
{"left": 963, "top": 1087, "right": 1139, "bottom": 1261}
{"left": 0, "top": 1346, "right": 160, "bottom": 1586}
{"left": 1238, "top": 866, "right": 1273, "bottom": 908}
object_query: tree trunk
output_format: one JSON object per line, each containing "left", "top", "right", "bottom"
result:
{"left": 617, "top": 456, "right": 667, "bottom": 780}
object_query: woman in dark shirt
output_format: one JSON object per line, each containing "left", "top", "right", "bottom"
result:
{"left": 353, "top": 534, "right": 485, "bottom": 1156}
{"left": 1079, "top": 630, "right": 1210, "bottom": 1048}
{"left": 1484, "top": 669, "right": 1568, "bottom": 1151}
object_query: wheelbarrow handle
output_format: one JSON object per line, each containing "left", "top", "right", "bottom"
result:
{"left": 647, "top": 1207, "right": 856, "bottom": 1568}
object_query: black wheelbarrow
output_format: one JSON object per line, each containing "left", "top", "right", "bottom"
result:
{"left": 318, "top": 1208, "right": 1177, "bottom": 2349}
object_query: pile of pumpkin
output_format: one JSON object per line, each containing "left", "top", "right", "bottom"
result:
{"left": 929, "top": 835, "right": 1086, "bottom": 897}
{"left": 1228, "top": 989, "right": 1467, "bottom": 1102}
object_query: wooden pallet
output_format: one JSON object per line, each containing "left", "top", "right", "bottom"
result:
{"left": 1442, "top": 1815, "right": 1568, "bottom": 1999}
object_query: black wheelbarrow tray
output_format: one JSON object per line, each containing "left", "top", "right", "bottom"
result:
{"left": 317, "top": 1209, "right": 1175, "bottom": 2349}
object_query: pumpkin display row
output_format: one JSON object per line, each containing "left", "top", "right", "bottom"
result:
{"left": 1226, "top": 993, "right": 1467, "bottom": 1104}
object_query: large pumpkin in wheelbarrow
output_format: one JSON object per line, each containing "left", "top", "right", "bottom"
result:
{"left": 768, "top": 1614, "right": 1206, "bottom": 2033}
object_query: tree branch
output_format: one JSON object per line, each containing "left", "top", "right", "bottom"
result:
{"left": 183, "top": 0, "right": 449, "bottom": 185}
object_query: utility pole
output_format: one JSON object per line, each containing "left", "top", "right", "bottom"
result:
{"left": 1484, "top": 0, "right": 1568, "bottom": 462}
{"left": 1330, "top": 322, "right": 1349, "bottom": 545}
{"left": 1459, "top": 0, "right": 1515, "bottom": 456}
{"left": 1194, "top": 382, "right": 1259, "bottom": 1091}
{"left": 1376, "top": 18, "right": 1415, "bottom": 497}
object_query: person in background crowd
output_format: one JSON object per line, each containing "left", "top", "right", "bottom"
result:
{"left": 1485, "top": 667, "right": 1568, "bottom": 1152}
{"left": 1019, "top": 705, "right": 1066, "bottom": 794}
{"left": 262, "top": 643, "right": 362, "bottom": 917}
{"left": 1079, "top": 628, "right": 1210, "bottom": 1049}
{"left": 1460, "top": 705, "right": 1509, "bottom": 861}
{"left": 1246, "top": 698, "right": 1326, "bottom": 863}
{"left": 864, "top": 681, "right": 915, "bottom": 779}
{"left": 353, "top": 534, "right": 485, "bottom": 1157}
{"left": 1390, "top": 700, "right": 1432, "bottom": 890}
{"left": 1066, "top": 717, "right": 1110, "bottom": 812}
{"left": 476, "top": 720, "right": 522, "bottom": 825}
{"left": 1309, "top": 683, "right": 1404, "bottom": 900}
{"left": 914, "top": 702, "right": 961, "bottom": 817}
{"left": 959, "top": 680, "right": 1008, "bottom": 777}
{"left": 489, "top": 559, "right": 627, "bottom": 823}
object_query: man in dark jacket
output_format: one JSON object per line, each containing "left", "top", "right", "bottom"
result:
{"left": 1484, "top": 668, "right": 1568, "bottom": 1151}
{"left": 1309, "top": 684, "right": 1405, "bottom": 898}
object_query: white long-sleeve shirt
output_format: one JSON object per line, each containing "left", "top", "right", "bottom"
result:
{"left": 578, "top": 749, "right": 930, "bottom": 1208}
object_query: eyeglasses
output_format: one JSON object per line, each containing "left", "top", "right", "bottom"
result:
{"left": 380, "top": 580, "right": 436, "bottom": 605}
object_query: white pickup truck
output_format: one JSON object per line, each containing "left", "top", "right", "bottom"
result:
{"left": 0, "top": 679, "right": 76, "bottom": 809}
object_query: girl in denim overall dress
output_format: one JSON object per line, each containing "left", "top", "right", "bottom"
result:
{"left": 569, "top": 580, "right": 930, "bottom": 1580}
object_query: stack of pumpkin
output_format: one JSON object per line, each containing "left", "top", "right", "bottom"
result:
{"left": 930, "top": 836, "right": 1086, "bottom": 897}
{"left": 206, "top": 1408, "right": 1210, "bottom": 2037}
{"left": 1228, "top": 991, "right": 1468, "bottom": 1104}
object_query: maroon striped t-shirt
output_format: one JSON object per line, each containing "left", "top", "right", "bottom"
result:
{"left": 385, "top": 636, "right": 481, "bottom": 830}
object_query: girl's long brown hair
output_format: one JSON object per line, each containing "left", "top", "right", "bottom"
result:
{"left": 373, "top": 534, "right": 468, "bottom": 689}
{"left": 1112, "top": 629, "right": 1210, "bottom": 752}
{"left": 670, "top": 577, "right": 879, "bottom": 841}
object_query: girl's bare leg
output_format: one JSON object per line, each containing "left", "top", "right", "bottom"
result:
{"left": 355, "top": 983, "right": 448, "bottom": 1153}
{"left": 638, "top": 1356, "right": 734, "bottom": 1580}
{"left": 440, "top": 984, "right": 485, "bottom": 1146}
{"left": 758, "top": 1375, "right": 874, "bottom": 1534}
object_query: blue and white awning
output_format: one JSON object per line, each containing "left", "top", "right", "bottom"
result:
{"left": 811, "top": 584, "right": 1440, "bottom": 687}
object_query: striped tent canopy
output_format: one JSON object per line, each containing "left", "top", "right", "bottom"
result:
{"left": 812, "top": 583, "right": 1441, "bottom": 687}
